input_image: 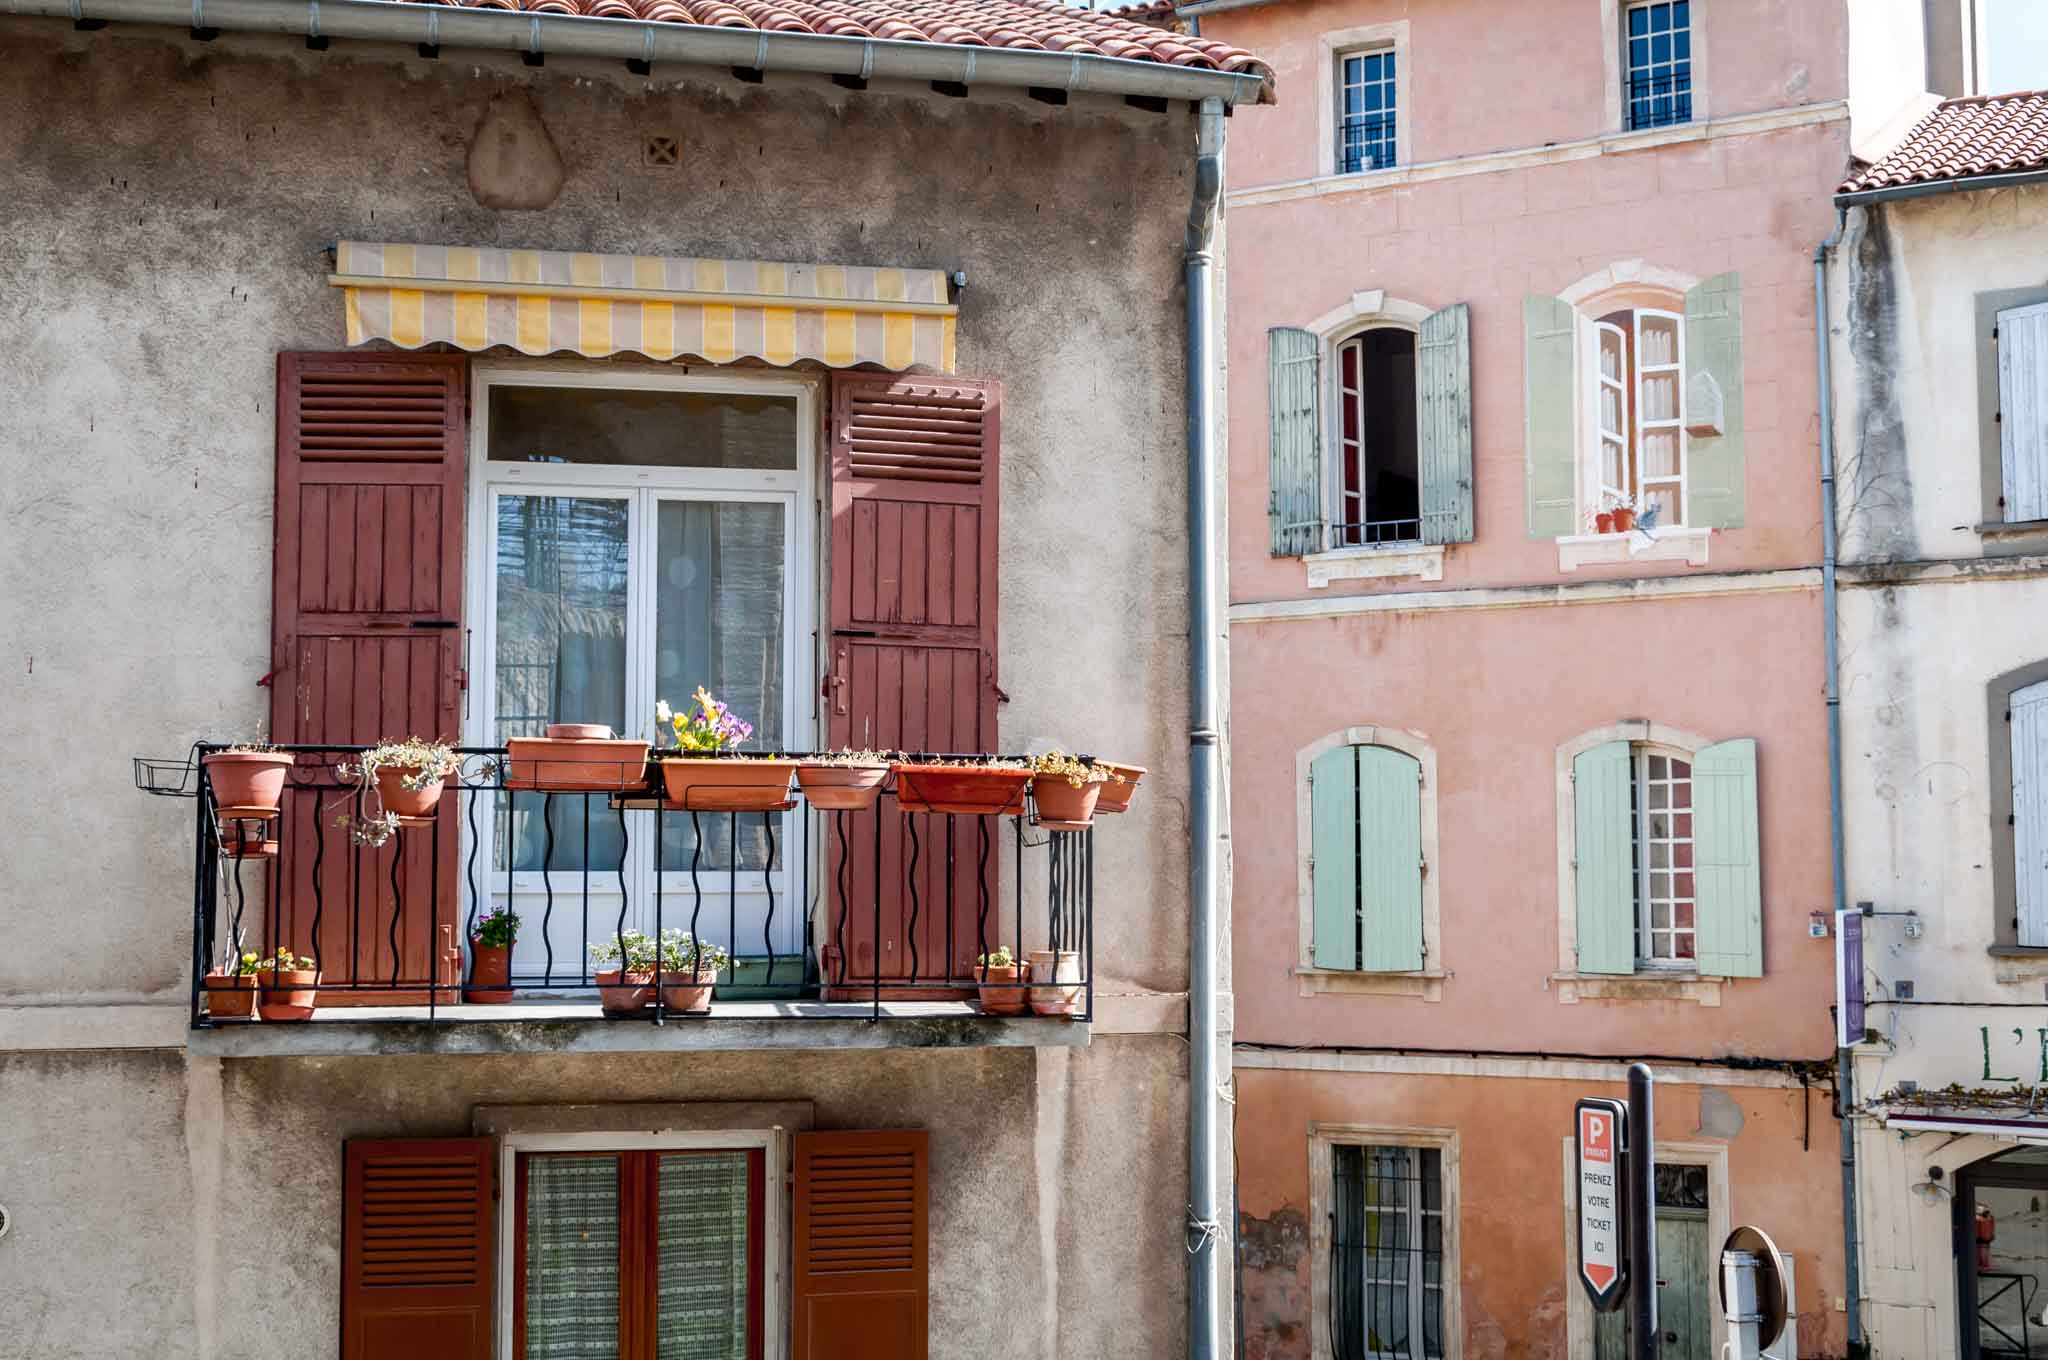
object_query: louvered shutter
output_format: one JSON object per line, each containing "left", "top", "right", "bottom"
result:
{"left": 272, "top": 353, "right": 467, "bottom": 1002}
{"left": 1269, "top": 327, "right": 1324, "bottom": 556}
{"left": 342, "top": 1138, "right": 494, "bottom": 1360}
{"left": 2015, "top": 680, "right": 2048, "bottom": 946}
{"left": 1693, "top": 737, "right": 1763, "bottom": 977}
{"left": 1310, "top": 746, "right": 1360, "bottom": 971}
{"left": 1358, "top": 745, "right": 1426, "bottom": 972}
{"left": 792, "top": 1130, "right": 929, "bottom": 1360}
{"left": 1524, "top": 296, "right": 1579, "bottom": 538}
{"left": 1573, "top": 741, "right": 1636, "bottom": 975}
{"left": 1997, "top": 301, "right": 2048, "bottom": 523}
{"left": 1417, "top": 303, "right": 1475, "bottom": 545}
{"left": 1684, "top": 273, "right": 1746, "bottom": 529}
{"left": 826, "top": 376, "right": 998, "bottom": 992}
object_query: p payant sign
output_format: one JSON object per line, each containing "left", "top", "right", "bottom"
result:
{"left": 1575, "top": 1097, "right": 1629, "bottom": 1312}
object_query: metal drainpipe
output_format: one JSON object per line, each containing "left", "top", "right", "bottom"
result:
{"left": 1814, "top": 202, "right": 1863, "bottom": 1358}
{"left": 1184, "top": 92, "right": 1226, "bottom": 1360}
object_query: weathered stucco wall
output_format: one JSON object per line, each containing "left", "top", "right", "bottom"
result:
{"left": 0, "top": 21, "right": 1201, "bottom": 1004}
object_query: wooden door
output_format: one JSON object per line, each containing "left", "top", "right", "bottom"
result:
{"left": 824, "top": 376, "right": 999, "bottom": 993}
{"left": 270, "top": 352, "right": 467, "bottom": 1001}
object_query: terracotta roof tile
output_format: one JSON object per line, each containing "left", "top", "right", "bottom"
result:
{"left": 1841, "top": 89, "right": 2048, "bottom": 194}
{"left": 393, "top": 0, "right": 1270, "bottom": 81}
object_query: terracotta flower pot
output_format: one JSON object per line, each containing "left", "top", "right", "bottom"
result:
{"left": 1595, "top": 511, "right": 1614, "bottom": 534}
{"left": 204, "top": 972, "right": 258, "bottom": 1019}
{"left": 796, "top": 762, "right": 891, "bottom": 811}
{"left": 256, "top": 968, "right": 320, "bottom": 1022}
{"left": 202, "top": 751, "right": 295, "bottom": 812}
{"left": 375, "top": 765, "right": 447, "bottom": 820}
{"left": 892, "top": 765, "right": 1031, "bottom": 816}
{"left": 659, "top": 758, "right": 797, "bottom": 812}
{"left": 1611, "top": 507, "right": 1636, "bottom": 532}
{"left": 1094, "top": 763, "right": 1146, "bottom": 814}
{"left": 546, "top": 723, "right": 614, "bottom": 741}
{"left": 976, "top": 961, "right": 1032, "bottom": 1016}
{"left": 594, "top": 967, "right": 654, "bottom": 1016}
{"left": 1026, "top": 949, "right": 1082, "bottom": 1016}
{"left": 659, "top": 969, "right": 719, "bottom": 1014}
{"left": 504, "top": 735, "right": 651, "bottom": 792}
{"left": 218, "top": 824, "right": 279, "bottom": 859}
{"left": 466, "top": 941, "right": 515, "bottom": 1003}
{"left": 1031, "top": 774, "right": 1104, "bottom": 830}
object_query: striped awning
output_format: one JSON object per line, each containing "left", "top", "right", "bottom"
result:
{"left": 332, "top": 241, "right": 957, "bottom": 373}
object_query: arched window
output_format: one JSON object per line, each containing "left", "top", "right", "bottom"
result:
{"left": 1591, "top": 306, "right": 1687, "bottom": 526}
{"left": 1333, "top": 328, "right": 1421, "bottom": 546}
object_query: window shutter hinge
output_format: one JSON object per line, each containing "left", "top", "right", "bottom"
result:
{"left": 1997, "top": 411, "right": 2003, "bottom": 424}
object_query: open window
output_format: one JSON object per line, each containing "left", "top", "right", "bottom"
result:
{"left": 1334, "top": 329, "right": 1421, "bottom": 546}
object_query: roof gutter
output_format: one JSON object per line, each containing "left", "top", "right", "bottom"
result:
{"left": 1175, "top": 0, "right": 1283, "bottom": 17}
{"left": 1834, "top": 164, "right": 2048, "bottom": 207}
{"left": 6, "top": 0, "right": 1271, "bottom": 104}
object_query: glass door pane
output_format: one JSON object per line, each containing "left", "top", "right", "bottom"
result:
{"left": 655, "top": 1152, "right": 752, "bottom": 1360}
{"left": 524, "top": 1155, "right": 622, "bottom": 1360}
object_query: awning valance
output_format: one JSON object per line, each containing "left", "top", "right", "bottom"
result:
{"left": 333, "top": 241, "right": 956, "bottom": 373}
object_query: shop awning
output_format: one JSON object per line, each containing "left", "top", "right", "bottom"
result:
{"left": 332, "top": 241, "right": 957, "bottom": 373}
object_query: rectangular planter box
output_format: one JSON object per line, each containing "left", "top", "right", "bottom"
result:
{"left": 504, "top": 738, "right": 652, "bottom": 793}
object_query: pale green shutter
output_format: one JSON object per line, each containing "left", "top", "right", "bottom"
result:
{"left": 1418, "top": 303, "right": 1475, "bottom": 545}
{"left": 1269, "top": 327, "right": 1324, "bottom": 556}
{"left": 1358, "top": 746, "right": 1425, "bottom": 972}
{"left": 1574, "top": 741, "right": 1636, "bottom": 975}
{"left": 1310, "top": 746, "right": 1359, "bottom": 969}
{"left": 1525, "top": 295, "right": 1578, "bottom": 538}
{"left": 1684, "top": 272, "right": 1745, "bottom": 529}
{"left": 1693, "top": 737, "right": 1763, "bottom": 977}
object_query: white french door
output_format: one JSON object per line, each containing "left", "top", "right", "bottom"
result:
{"left": 464, "top": 369, "right": 815, "bottom": 987}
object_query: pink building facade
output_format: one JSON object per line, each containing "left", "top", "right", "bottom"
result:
{"left": 1208, "top": 0, "right": 1852, "bottom": 1354}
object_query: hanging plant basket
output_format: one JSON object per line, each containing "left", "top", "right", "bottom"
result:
{"left": 892, "top": 764, "right": 1030, "bottom": 816}
{"left": 795, "top": 761, "right": 891, "bottom": 811}
{"left": 375, "top": 765, "right": 447, "bottom": 820}
{"left": 505, "top": 726, "right": 652, "bottom": 793}
{"left": 1031, "top": 773, "right": 1105, "bottom": 830}
{"left": 658, "top": 757, "right": 798, "bottom": 812}
{"left": 202, "top": 750, "right": 296, "bottom": 813}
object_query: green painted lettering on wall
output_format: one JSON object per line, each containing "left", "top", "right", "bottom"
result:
{"left": 1983, "top": 1026, "right": 2023, "bottom": 1083}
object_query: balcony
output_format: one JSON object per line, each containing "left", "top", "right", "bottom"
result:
{"left": 137, "top": 745, "right": 1113, "bottom": 1057}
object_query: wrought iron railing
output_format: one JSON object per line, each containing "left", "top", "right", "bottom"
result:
{"left": 1337, "top": 112, "right": 1396, "bottom": 175}
{"left": 137, "top": 745, "right": 1097, "bottom": 1027}
{"left": 1625, "top": 70, "right": 1693, "bottom": 131}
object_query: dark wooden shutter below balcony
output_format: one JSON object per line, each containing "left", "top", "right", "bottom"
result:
{"left": 342, "top": 1137, "right": 495, "bottom": 1360}
{"left": 791, "top": 1130, "right": 930, "bottom": 1360}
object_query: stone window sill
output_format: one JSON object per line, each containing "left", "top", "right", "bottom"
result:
{"left": 1304, "top": 543, "right": 1445, "bottom": 589}
{"left": 1557, "top": 526, "right": 1711, "bottom": 572}
{"left": 1295, "top": 967, "right": 1446, "bottom": 1001}
{"left": 1551, "top": 971, "right": 1726, "bottom": 1005}
{"left": 1976, "top": 519, "right": 2048, "bottom": 538}
{"left": 1989, "top": 946, "right": 2048, "bottom": 983}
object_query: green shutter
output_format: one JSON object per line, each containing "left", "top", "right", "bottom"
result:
{"left": 1684, "top": 272, "right": 1745, "bottom": 529}
{"left": 1525, "top": 295, "right": 1578, "bottom": 539}
{"left": 1269, "top": 327, "right": 1324, "bottom": 556}
{"left": 1418, "top": 303, "right": 1475, "bottom": 545}
{"left": 1357, "top": 745, "right": 1425, "bottom": 972}
{"left": 1574, "top": 741, "right": 1636, "bottom": 975}
{"left": 1310, "top": 746, "right": 1360, "bottom": 970}
{"left": 1693, "top": 737, "right": 1763, "bottom": 978}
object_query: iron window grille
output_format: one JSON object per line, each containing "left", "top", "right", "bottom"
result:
{"left": 1624, "top": 1, "right": 1692, "bottom": 130}
{"left": 1337, "top": 50, "right": 1397, "bottom": 174}
{"left": 1332, "top": 1143, "right": 1445, "bottom": 1360}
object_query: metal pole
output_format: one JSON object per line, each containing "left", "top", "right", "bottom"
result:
{"left": 1184, "top": 93, "right": 1227, "bottom": 1360}
{"left": 1627, "top": 1062, "right": 1657, "bottom": 1359}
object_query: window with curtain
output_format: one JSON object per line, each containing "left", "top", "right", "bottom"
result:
{"left": 1591, "top": 308, "right": 1687, "bottom": 527}
{"left": 518, "top": 1148, "right": 761, "bottom": 1360}
{"left": 1331, "top": 1143, "right": 1445, "bottom": 1360}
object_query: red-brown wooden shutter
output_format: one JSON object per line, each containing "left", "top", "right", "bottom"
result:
{"left": 270, "top": 352, "right": 468, "bottom": 1001}
{"left": 791, "top": 1130, "right": 929, "bottom": 1360}
{"left": 342, "top": 1137, "right": 495, "bottom": 1360}
{"left": 825, "top": 376, "right": 999, "bottom": 992}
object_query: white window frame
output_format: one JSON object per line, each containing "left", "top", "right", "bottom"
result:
{"left": 1309, "top": 1123, "right": 1461, "bottom": 1360}
{"left": 1316, "top": 23, "right": 1412, "bottom": 179}
{"left": 1334, "top": 46, "right": 1399, "bottom": 176}
{"left": 1631, "top": 743, "right": 1697, "bottom": 971}
{"left": 463, "top": 363, "right": 819, "bottom": 961}
{"left": 1328, "top": 328, "right": 1425, "bottom": 549}
{"left": 1600, "top": 0, "right": 1709, "bottom": 134}
{"left": 1577, "top": 306, "right": 1687, "bottom": 527}
{"left": 495, "top": 1126, "right": 787, "bottom": 1360}
{"left": 1997, "top": 298, "right": 2048, "bottom": 525}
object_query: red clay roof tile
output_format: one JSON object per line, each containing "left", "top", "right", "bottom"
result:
{"left": 1841, "top": 89, "right": 2048, "bottom": 194}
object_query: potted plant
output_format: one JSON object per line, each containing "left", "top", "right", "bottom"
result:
{"left": 974, "top": 945, "right": 1031, "bottom": 1016}
{"left": 1093, "top": 762, "right": 1146, "bottom": 814}
{"left": 1595, "top": 511, "right": 1615, "bottom": 534}
{"left": 654, "top": 689, "right": 796, "bottom": 811}
{"left": 1028, "top": 751, "right": 1112, "bottom": 830}
{"left": 655, "top": 928, "right": 729, "bottom": 1014}
{"left": 796, "top": 749, "right": 893, "bottom": 811}
{"left": 1609, "top": 495, "right": 1636, "bottom": 533}
{"left": 202, "top": 743, "right": 296, "bottom": 812}
{"left": 466, "top": 907, "right": 519, "bottom": 1003}
{"left": 504, "top": 723, "right": 651, "bottom": 793}
{"left": 1027, "top": 947, "right": 1083, "bottom": 1016}
{"left": 588, "top": 929, "right": 658, "bottom": 1016}
{"left": 203, "top": 950, "right": 262, "bottom": 1019}
{"left": 335, "top": 738, "right": 462, "bottom": 845}
{"left": 892, "top": 756, "right": 1031, "bottom": 816}
{"left": 253, "top": 947, "right": 320, "bottom": 1021}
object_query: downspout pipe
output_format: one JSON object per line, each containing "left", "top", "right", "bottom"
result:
{"left": 1184, "top": 93, "right": 1226, "bottom": 1360}
{"left": 1814, "top": 203, "right": 1863, "bottom": 1358}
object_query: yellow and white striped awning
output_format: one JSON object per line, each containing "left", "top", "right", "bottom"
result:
{"left": 332, "top": 241, "right": 957, "bottom": 373}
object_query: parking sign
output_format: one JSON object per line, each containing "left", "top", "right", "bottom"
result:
{"left": 1575, "top": 1097, "right": 1629, "bottom": 1312}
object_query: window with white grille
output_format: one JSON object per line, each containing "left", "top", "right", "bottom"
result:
{"left": 1624, "top": 1, "right": 1693, "bottom": 130}
{"left": 1337, "top": 49, "right": 1397, "bottom": 174}
{"left": 1632, "top": 748, "right": 1696, "bottom": 967}
{"left": 1589, "top": 308, "right": 1688, "bottom": 526}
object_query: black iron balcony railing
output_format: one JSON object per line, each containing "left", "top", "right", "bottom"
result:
{"left": 1625, "top": 70, "right": 1693, "bottom": 131}
{"left": 135, "top": 744, "right": 1097, "bottom": 1028}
